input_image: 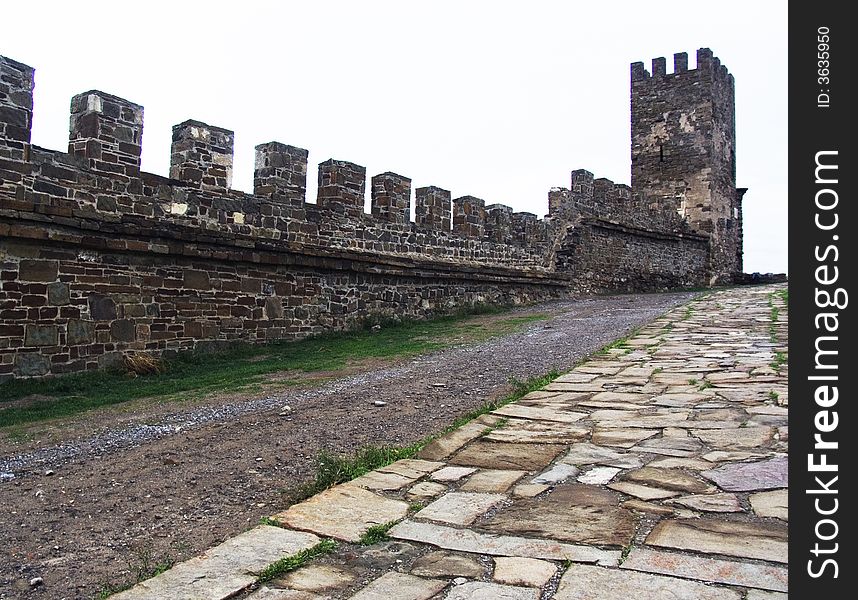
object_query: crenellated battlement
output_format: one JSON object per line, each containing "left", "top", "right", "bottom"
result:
{"left": 0, "top": 54, "right": 560, "bottom": 270}
{"left": 631, "top": 48, "right": 734, "bottom": 88}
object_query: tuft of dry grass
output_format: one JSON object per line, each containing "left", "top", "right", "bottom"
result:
{"left": 122, "top": 353, "right": 165, "bottom": 377}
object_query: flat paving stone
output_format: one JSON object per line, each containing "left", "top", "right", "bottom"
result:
{"left": 276, "top": 485, "right": 409, "bottom": 543}
{"left": 350, "top": 470, "right": 414, "bottom": 491}
{"left": 377, "top": 459, "right": 444, "bottom": 479}
{"left": 511, "top": 484, "right": 549, "bottom": 497}
{"left": 701, "top": 456, "right": 788, "bottom": 491}
{"left": 460, "top": 470, "right": 526, "bottom": 493}
{"left": 484, "top": 419, "right": 589, "bottom": 444}
{"left": 278, "top": 564, "right": 356, "bottom": 592}
{"left": 407, "top": 481, "right": 449, "bottom": 501}
{"left": 555, "top": 563, "right": 741, "bottom": 600}
{"left": 493, "top": 557, "right": 557, "bottom": 587}
{"left": 577, "top": 466, "right": 621, "bottom": 485}
{"left": 481, "top": 485, "right": 635, "bottom": 546}
{"left": 623, "top": 467, "right": 715, "bottom": 494}
{"left": 492, "top": 403, "right": 587, "bottom": 424}
{"left": 418, "top": 423, "right": 491, "bottom": 461}
{"left": 746, "top": 591, "right": 788, "bottom": 600}
{"left": 349, "top": 572, "right": 447, "bottom": 600}
{"left": 631, "top": 436, "right": 704, "bottom": 457}
{"left": 622, "top": 499, "right": 675, "bottom": 515}
{"left": 450, "top": 442, "right": 564, "bottom": 471}
{"left": 621, "top": 547, "right": 787, "bottom": 592}
{"left": 693, "top": 427, "right": 774, "bottom": 449}
{"left": 561, "top": 442, "right": 644, "bottom": 469}
{"left": 553, "top": 372, "right": 599, "bottom": 383}
{"left": 608, "top": 481, "right": 679, "bottom": 501}
{"left": 531, "top": 463, "right": 579, "bottom": 484}
{"left": 646, "top": 518, "right": 788, "bottom": 563}
{"left": 416, "top": 492, "right": 506, "bottom": 526}
{"left": 749, "top": 489, "right": 788, "bottom": 520}
{"left": 411, "top": 551, "right": 486, "bottom": 578}
{"left": 248, "top": 589, "right": 327, "bottom": 600}
{"left": 670, "top": 493, "right": 743, "bottom": 513}
{"left": 430, "top": 467, "right": 478, "bottom": 482}
{"left": 650, "top": 393, "right": 708, "bottom": 407}
{"left": 444, "top": 582, "right": 539, "bottom": 600}
{"left": 647, "top": 457, "right": 713, "bottom": 470}
{"left": 113, "top": 525, "right": 321, "bottom": 600}
{"left": 591, "top": 428, "right": 658, "bottom": 448}
{"left": 389, "top": 520, "right": 620, "bottom": 565}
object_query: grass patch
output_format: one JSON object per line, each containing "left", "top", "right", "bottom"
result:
{"left": 768, "top": 390, "right": 780, "bottom": 402}
{"left": 698, "top": 380, "right": 713, "bottom": 390}
{"left": 0, "top": 309, "right": 549, "bottom": 428}
{"left": 284, "top": 370, "right": 560, "bottom": 505}
{"left": 97, "top": 542, "right": 187, "bottom": 598}
{"left": 771, "top": 351, "right": 788, "bottom": 371}
{"left": 359, "top": 521, "right": 398, "bottom": 546}
{"left": 255, "top": 539, "right": 337, "bottom": 583}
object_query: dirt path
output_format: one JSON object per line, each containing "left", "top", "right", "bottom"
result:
{"left": 0, "top": 292, "right": 694, "bottom": 599}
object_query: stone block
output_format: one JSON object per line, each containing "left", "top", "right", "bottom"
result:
{"left": 19, "top": 260, "right": 58, "bottom": 282}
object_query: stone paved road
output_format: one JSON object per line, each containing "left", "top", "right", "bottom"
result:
{"left": 113, "top": 284, "right": 788, "bottom": 600}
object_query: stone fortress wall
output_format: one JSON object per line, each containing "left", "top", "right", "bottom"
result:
{"left": 0, "top": 48, "right": 740, "bottom": 379}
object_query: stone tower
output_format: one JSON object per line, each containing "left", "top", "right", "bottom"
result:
{"left": 631, "top": 48, "right": 744, "bottom": 283}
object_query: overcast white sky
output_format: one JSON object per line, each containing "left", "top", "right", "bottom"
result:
{"left": 2, "top": 0, "right": 787, "bottom": 273}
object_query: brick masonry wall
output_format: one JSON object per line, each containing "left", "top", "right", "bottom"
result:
{"left": 557, "top": 220, "right": 709, "bottom": 294}
{"left": 0, "top": 236, "right": 565, "bottom": 378}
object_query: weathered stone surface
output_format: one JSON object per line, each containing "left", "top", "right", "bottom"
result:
{"left": 622, "top": 499, "right": 675, "bottom": 515}
{"left": 460, "top": 470, "right": 526, "bottom": 493}
{"left": 88, "top": 294, "right": 117, "bottom": 320}
{"left": 275, "top": 485, "right": 408, "bottom": 542}
{"left": 411, "top": 551, "right": 485, "bottom": 579}
{"left": 430, "top": 467, "right": 477, "bottom": 482}
{"left": 47, "top": 281, "right": 69, "bottom": 305}
{"left": 749, "top": 489, "right": 788, "bottom": 520}
{"left": 493, "top": 557, "right": 556, "bottom": 587}
{"left": 745, "top": 591, "right": 788, "bottom": 600}
{"left": 701, "top": 457, "right": 787, "bottom": 491}
{"left": 492, "top": 403, "right": 587, "bottom": 424}
{"left": 416, "top": 492, "right": 506, "bottom": 526}
{"left": 646, "top": 457, "right": 712, "bottom": 470}
{"left": 67, "top": 319, "right": 96, "bottom": 345}
{"left": 481, "top": 485, "right": 635, "bottom": 546}
{"left": 649, "top": 393, "right": 707, "bottom": 407}
{"left": 247, "top": 588, "right": 326, "bottom": 600}
{"left": 608, "top": 482, "right": 679, "bottom": 501}
{"left": 389, "top": 520, "right": 620, "bottom": 565}
{"left": 623, "top": 467, "right": 714, "bottom": 494}
{"left": 577, "top": 466, "right": 621, "bottom": 485}
{"left": 693, "top": 427, "right": 773, "bottom": 449}
{"left": 25, "top": 325, "right": 58, "bottom": 346}
{"left": 418, "top": 423, "right": 490, "bottom": 461}
{"left": 377, "top": 459, "right": 444, "bottom": 479}
{"left": 561, "top": 443, "right": 644, "bottom": 469}
{"left": 554, "top": 564, "right": 741, "bottom": 600}
{"left": 351, "top": 470, "right": 415, "bottom": 491}
{"left": 112, "top": 526, "right": 320, "bottom": 600}
{"left": 670, "top": 493, "right": 742, "bottom": 513}
{"left": 621, "top": 547, "right": 787, "bottom": 592}
{"left": 110, "top": 319, "right": 136, "bottom": 342}
{"left": 484, "top": 419, "right": 589, "bottom": 444}
{"left": 531, "top": 463, "right": 579, "bottom": 484}
{"left": 511, "top": 484, "right": 549, "bottom": 497}
{"left": 591, "top": 428, "right": 658, "bottom": 448}
{"left": 349, "top": 572, "right": 446, "bottom": 600}
{"left": 14, "top": 353, "right": 51, "bottom": 376}
{"left": 631, "top": 435, "right": 703, "bottom": 457}
{"left": 277, "top": 564, "right": 356, "bottom": 592}
{"left": 444, "top": 582, "right": 539, "bottom": 600}
{"left": 407, "top": 482, "right": 449, "bottom": 501}
{"left": 646, "top": 518, "right": 788, "bottom": 563}
{"left": 450, "top": 442, "right": 563, "bottom": 471}
{"left": 18, "top": 259, "right": 58, "bottom": 282}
